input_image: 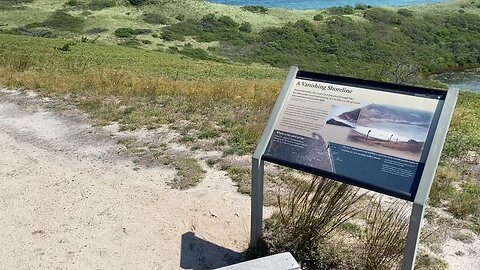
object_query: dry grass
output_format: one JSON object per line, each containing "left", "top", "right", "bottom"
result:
{"left": 0, "top": 33, "right": 283, "bottom": 155}
{"left": 263, "top": 176, "right": 365, "bottom": 269}
{"left": 361, "top": 198, "right": 410, "bottom": 270}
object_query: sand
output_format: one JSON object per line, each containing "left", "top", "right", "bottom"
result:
{"left": 0, "top": 89, "right": 254, "bottom": 269}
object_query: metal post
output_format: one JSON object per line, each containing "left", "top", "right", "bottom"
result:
{"left": 401, "top": 88, "right": 458, "bottom": 269}
{"left": 249, "top": 67, "right": 298, "bottom": 247}
{"left": 401, "top": 203, "right": 425, "bottom": 270}
{"left": 250, "top": 157, "right": 265, "bottom": 247}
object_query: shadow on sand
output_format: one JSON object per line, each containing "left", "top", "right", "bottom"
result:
{"left": 180, "top": 231, "right": 245, "bottom": 270}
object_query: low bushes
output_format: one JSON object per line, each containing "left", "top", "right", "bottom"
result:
{"left": 163, "top": 14, "right": 250, "bottom": 45}
{"left": 114, "top": 28, "right": 152, "bottom": 38}
{"left": 43, "top": 11, "right": 85, "bottom": 33}
{"left": 241, "top": 5, "right": 268, "bottom": 14}
{"left": 264, "top": 177, "right": 364, "bottom": 269}
{"left": 87, "top": 0, "right": 116, "bottom": 10}
{"left": 143, "top": 12, "right": 169, "bottom": 24}
{"left": 328, "top": 5, "right": 355, "bottom": 15}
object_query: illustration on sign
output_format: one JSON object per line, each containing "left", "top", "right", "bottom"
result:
{"left": 263, "top": 77, "right": 442, "bottom": 199}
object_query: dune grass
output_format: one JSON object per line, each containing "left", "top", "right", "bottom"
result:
{"left": 0, "top": 33, "right": 283, "bottom": 156}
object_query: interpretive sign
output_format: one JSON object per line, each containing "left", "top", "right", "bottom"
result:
{"left": 250, "top": 67, "right": 458, "bottom": 270}
{"left": 262, "top": 70, "right": 445, "bottom": 201}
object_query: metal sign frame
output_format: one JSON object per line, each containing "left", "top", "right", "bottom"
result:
{"left": 250, "top": 66, "right": 458, "bottom": 270}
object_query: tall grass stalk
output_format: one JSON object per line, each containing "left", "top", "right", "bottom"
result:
{"left": 362, "top": 197, "right": 410, "bottom": 270}
{"left": 273, "top": 176, "right": 365, "bottom": 267}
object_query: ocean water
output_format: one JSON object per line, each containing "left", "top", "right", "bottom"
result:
{"left": 208, "top": 0, "right": 447, "bottom": 9}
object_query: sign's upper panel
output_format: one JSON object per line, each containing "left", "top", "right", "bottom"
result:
{"left": 262, "top": 71, "right": 447, "bottom": 201}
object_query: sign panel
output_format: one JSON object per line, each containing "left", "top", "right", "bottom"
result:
{"left": 262, "top": 71, "right": 447, "bottom": 201}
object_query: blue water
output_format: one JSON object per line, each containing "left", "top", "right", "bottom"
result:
{"left": 208, "top": 0, "right": 447, "bottom": 9}
{"left": 430, "top": 69, "right": 480, "bottom": 92}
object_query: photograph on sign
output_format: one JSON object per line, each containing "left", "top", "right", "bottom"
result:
{"left": 263, "top": 77, "right": 443, "bottom": 199}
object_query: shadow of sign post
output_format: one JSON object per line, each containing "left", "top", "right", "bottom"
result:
{"left": 180, "top": 232, "right": 244, "bottom": 270}
{"left": 250, "top": 67, "right": 458, "bottom": 270}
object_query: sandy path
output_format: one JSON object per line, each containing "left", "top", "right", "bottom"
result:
{"left": 0, "top": 90, "right": 252, "bottom": 270}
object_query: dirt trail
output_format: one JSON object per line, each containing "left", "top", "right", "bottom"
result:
{"left": 0, "top": 89, "right": 253, "bottom": 269}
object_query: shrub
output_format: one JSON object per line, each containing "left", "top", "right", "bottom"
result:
{"left": 364, "top": 8, "right": 402, "bottom": 24}
{"left": 56, "top": 41, "right": 76, "bottom": 52}
{"left": 328, "top": 5, "right": 355, "bottom": 15}
{"left": 65, "top": 0, "right": 79, "bottom": 6}
{"left": 241, "top": 5, "right": 268, "bottom": 14}
{"left": 313, "top": 14, "right": 323, "bottom": 21}
{"left": 114, "top": 27, "right": 134, "bottom": 38}
{"left": 448, "top": 182, "right": 480, "bottom": 220}
{"left": 87, "top": 0, "right": 116, "bottom": 10}
{"left": 132, "top": 28, "right": 152, "bottom": 35}
{"left": 178, "top": 47, "right": 219, "bottom": 61}
{"left": 361, "top": 198, "right": 409, "bottom": 270}
{"left": 293, "top": 20, "right": 316, "bottom": 33}
{"left": 43, "top": 11, "right": 85, "bottom": 32}
{"left": 166, "top": 19, "right": 200, "bottom": 36}
{"left": 355, "top": 3, "right": 371, "bottom": 10}
{"left": 24, "top": 22, "right": 44, "bottom": 28}
{"left": 86, "top": 27, "right": 108, "bottom": 34}
{"left": 143, "top": 12, "right": 169, "bottom": 25}
{"left": 398, "top": 8, "right": 414, "bottom": 17}
{"left": 161, "top": 30, "right": 184, "bottom": 41}
{"left": 162, "top": 14, "right": 247, "bottom": 45}
{"left": 265, "top": 177, "right": 364, "bottom": 267}
{"left": 239, "top": 22, "right": 252, "bottom": 32}
{"left": 128, "top": 0, "right": 148, "bottom": 5}
{"left": 217, "top": 15, "right": 238, "bottom": 28}
{"left": 119, "top": 38, "right": 142, "bottom": 47}
{"left": 114, "top": 28, "right": 151, "bottom": 38}
{"left": 1, "top": 52, "right": 35, "bottom": 72}
{"left": 176, "top": 14, "right": 185, "bottom": 21}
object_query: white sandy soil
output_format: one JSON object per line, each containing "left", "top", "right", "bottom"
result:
{"left": 0, "top": 89, "right": 254, "bottom": 269}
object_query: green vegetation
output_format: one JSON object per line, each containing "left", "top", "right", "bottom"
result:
{"left": 327, "top": 5, "right": 355, "bottom": 15}
{"left": 114, "top": 27, "right": 151, "bottom": 38}
{"left": 264, "top": 177, "right": 364, "bottom": 269}
{"left": 86, "top": 0, "right": 117, "bottom": 10}
{"left": 361, "top": 199, "right": 409, "bottom": 270}
{"left": 163, "top": 13, "right": 251, "bottom": 46}
{"left": 168, "top": 155, "right": 205, "bottom": 189}
{"left": 143, "top": 12, "right": 169, "bottom": 24}
{"left": 43, "top": 11, "right": 85, "bottom": 33}
{"left": 241, "top": 5, "right": 269, "bottom": 14}
{"left": 313, "top": 14, "right": 323, "bottom": 21}
{"left": 0, "top": 0, "right": 33, "bottom": 10}
{"left": 415, "top": 254, "right": 449, "bottom": 270}
{"left": 444, "top": 91, "right": 480, "bottom": 157}
{"left": 449, "top": 182, "right": 480, "bottom": 219}
{"left": 158, "top": 4, "right": 480, "bottom": 81}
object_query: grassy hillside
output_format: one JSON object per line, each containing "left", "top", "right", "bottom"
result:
{"left": 0, "top": 0, "right": 316, "bottom": 45}
{"left": 0, "top": 33, "right": 285, "bottom": 155}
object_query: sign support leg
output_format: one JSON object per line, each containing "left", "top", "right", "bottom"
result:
{"left": 401, "top": 203, "right": 425, "bottom": 270}
{"left": 250, "top": 157, "right": 265, "bottom": 247}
